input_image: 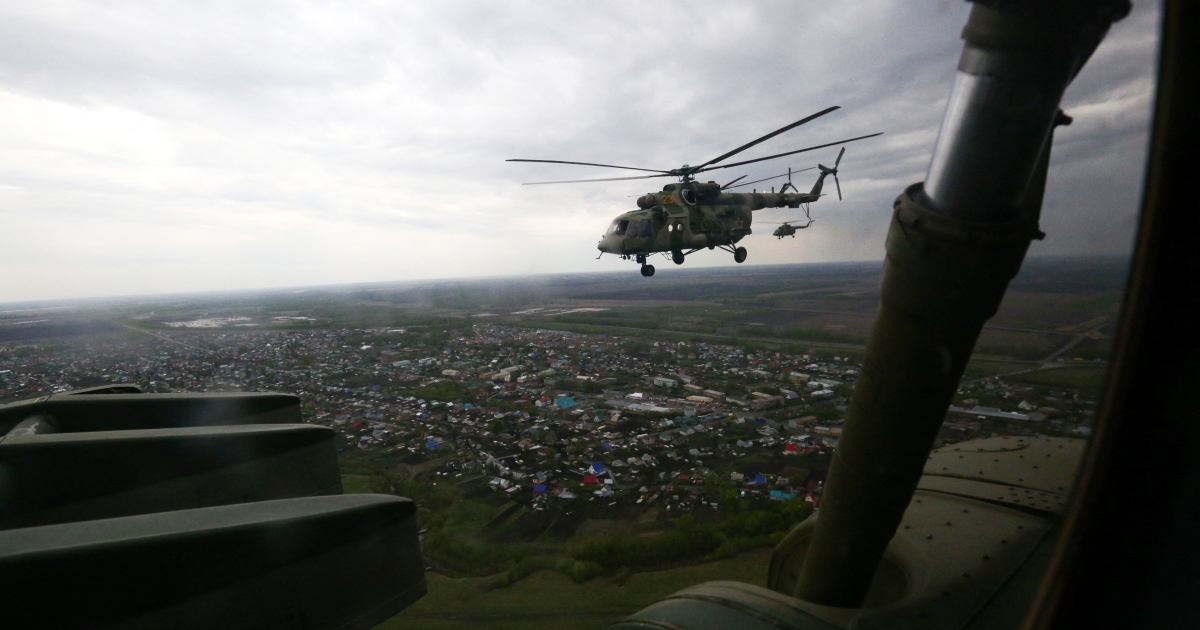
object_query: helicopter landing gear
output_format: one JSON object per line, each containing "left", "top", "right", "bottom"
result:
{"left": 672, "top": 250, "right": 685, "bottom": 265}
{"left": 734, "top": 247, "right": 747, "bottom": 263}
{"left": 640, "top": 264, "right": 656, "bottom": 277}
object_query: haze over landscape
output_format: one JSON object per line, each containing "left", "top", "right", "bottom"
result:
{"left": 0, "top": 1, "right": 1159, "bottom": 302}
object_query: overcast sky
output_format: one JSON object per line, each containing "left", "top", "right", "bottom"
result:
{"left": 0, "top": 1, "right": 1160, "bottom": 302}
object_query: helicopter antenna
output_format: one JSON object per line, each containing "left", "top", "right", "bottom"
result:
{"left": 780, "top": 167, "right": 796, "bottom": 194}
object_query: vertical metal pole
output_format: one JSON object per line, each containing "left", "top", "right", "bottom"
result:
{"left": 793, "top": 0, "right": 1129, "bottom": 607}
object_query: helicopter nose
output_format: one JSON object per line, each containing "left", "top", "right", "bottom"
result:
{"left": 597, "top": 235, "right": 620, "bottom": 254}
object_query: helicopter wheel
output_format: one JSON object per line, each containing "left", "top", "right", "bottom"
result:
{"left": 640, "top": 264, "right": 656, "bottom": 277}
{"left": 734, "top": 247, "right": 747, "bottom": 263}
{"left": 672, "top": 250, "right": 685, "bottom": 265}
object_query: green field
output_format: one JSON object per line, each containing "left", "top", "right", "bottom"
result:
{"left": 380, "top": 549, "right": 773, "bottom": 630}
{"left": 1006, "top": 364, "right": 1109, "bottom": 392}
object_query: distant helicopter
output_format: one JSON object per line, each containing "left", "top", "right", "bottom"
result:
{"left": 508, "top": 106, "right": 881, "bottom": 276}
{"left": 760, "top": 199, "right": 818, "bottom": 238}
{"left": 766, "top": 219, "right": 814, "bottom": 239}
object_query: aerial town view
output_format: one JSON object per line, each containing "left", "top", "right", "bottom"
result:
{"left": 0, "top": 258, "right": 1119, "bottom": 628}
{"left": 0, "top": 0, "right": 1172, "bottom": 625}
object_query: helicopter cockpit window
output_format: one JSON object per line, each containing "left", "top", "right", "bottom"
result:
{"left": 615, "top": 220, "right": 629, "bottom": 236}
{"left": 626, "top": 220, "right": 646, "bottom": 238}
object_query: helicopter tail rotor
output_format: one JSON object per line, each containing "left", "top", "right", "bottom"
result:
{"left": 817, "top": 146, "right": 846, "bottom": 200}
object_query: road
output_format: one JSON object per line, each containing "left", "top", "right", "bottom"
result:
{"left": 1041, "top": 321, "right": 1111, "bottom": 363}
{"left": 121, "top": 323, "right": 205, "bottom": 350}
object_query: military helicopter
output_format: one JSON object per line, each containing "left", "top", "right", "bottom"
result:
{"left": 508, "top": 106, "right": 881, "bottom": 277}
{"left": 757, "top": 190, "right": 818, "bottom": 238}
{"left": 765, "top": 219, "right": 814, "bottom": 239}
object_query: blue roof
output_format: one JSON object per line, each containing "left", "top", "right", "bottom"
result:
{"left": 753, "top": 473, "right": 768, "bottom": 485}
{"left": 555, "top": 396, "right": 577, "bottom": 409}
{"left": 534, "top": 484, "right": 548, "bottom": 493}
{"left": 590, "top": 462, "right": 606, "bottom": 474}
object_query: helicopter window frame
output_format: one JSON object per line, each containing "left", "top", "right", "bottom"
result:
{"left": 626, "top": 219, "right": 647, "bottom": 238}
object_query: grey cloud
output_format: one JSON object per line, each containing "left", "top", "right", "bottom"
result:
{"left": 0, "top": 1, "right": 1161, "bottom": 301}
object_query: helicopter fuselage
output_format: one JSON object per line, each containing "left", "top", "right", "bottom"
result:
{"left": 596, "top": 181, "right": 819, "bottom": 257}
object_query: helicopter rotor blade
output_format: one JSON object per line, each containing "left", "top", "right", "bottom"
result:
{"left": 835, "top": 146, "right": 845, "bottom": 169}
{"left": 690, "top": 106, "right": 840, "bottom": 172}
{"left": 521, "top": 173, "right": 671, "bottom": 185}
{"left": 720, "top": 175, "right": 748, "bottom": 190}
{"left": 726, "top": 166, "right": 816, "bottom": 189}
{"left": 835, "top": 174, "right": 842, "bottom": 200}
{"left": 694, "top": 132, "right": 883, "bottom": 172}
{"left": 506, "top": 159, "right": 670, "bottom": 174}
